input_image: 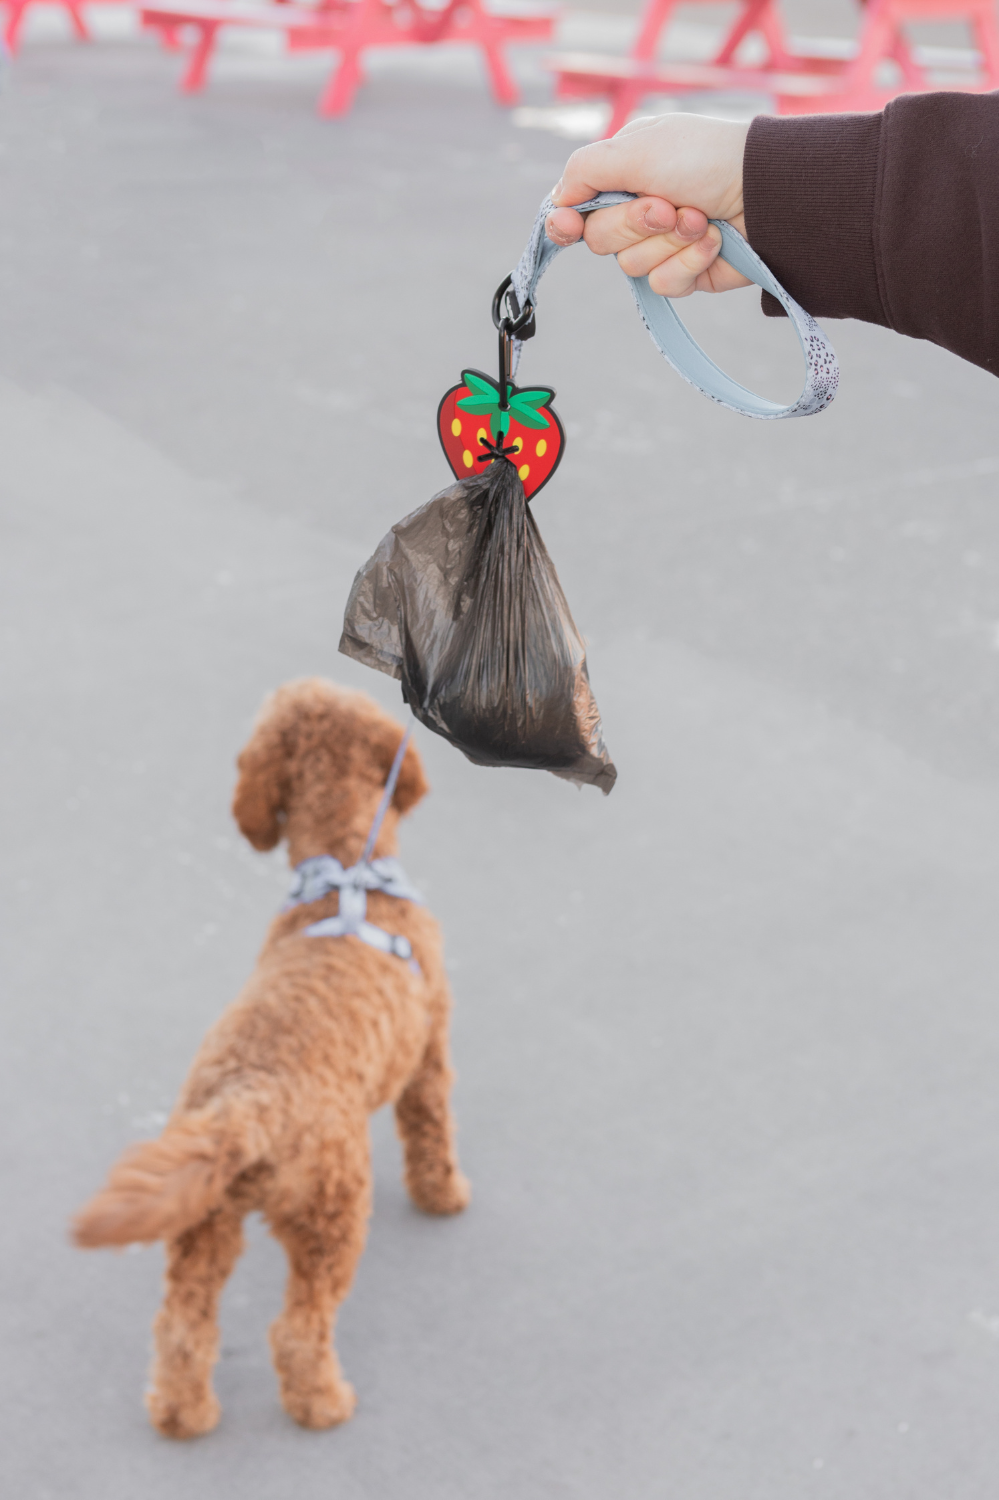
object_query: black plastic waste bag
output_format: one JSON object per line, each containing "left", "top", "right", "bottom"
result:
{"left": 339, "top": 457, "right": 616, "bottom": 794}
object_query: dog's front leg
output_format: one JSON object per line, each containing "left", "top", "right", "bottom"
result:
{"left": 147, "top": 1205, "right": 245, "bottom": 1438}
{"left": 395, "top": 1009, "right": 470, "bottom": 1216}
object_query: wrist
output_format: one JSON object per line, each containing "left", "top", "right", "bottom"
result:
{"left": 713, "top": 120, "right": 748, "bottom": 226}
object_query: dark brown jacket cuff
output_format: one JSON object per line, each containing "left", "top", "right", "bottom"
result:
{"left": 743, "top": 95, "right": 999, "bottom": 376}
{"left": 743, "top": 110, "right": 884, "bottom": 324}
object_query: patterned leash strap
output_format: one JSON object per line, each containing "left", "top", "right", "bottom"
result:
{"left": 508, "top": 192, "right": 839, "bottom": 421}
{"left": 359, "top": 721, "right": 412, "bottom": 867}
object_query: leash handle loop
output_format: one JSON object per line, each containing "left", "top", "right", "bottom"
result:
{"left": 508, "top": 192, "right": 838, "bottom": 421}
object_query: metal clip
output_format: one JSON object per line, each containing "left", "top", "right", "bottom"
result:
{"left": 491, "top": 275, "right": 535, "bottom": 409}
{"left": 492, "top": 274, "right": 536, "bottom": 340}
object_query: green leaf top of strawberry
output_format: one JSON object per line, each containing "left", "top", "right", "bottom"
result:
{"left": 438, "top": 368, "right": 565, "bottom": 502}
{"left": 457, "top": 370, "right": 552, "bottom": 440}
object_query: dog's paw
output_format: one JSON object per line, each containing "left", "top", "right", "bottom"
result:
{"left": 146, "top": 1387, "right": 221, "bottom": 1440}
{"left": 282, "top": 1378, "right": 356, "bottom": 1431}
{"left": 409, "top": 1170, "right": 471, "bottom": 1216}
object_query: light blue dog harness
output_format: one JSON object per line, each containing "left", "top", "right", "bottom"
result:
{"left": 284, "top": 724, "right": 423, "bottom": 973}
{"left": 509, "top": 192, "right": 839, "bottom": 421}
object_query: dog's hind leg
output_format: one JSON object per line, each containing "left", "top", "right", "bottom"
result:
{"left": 395, "top": 1018, "right": 470, "bottom": 1216}
{"left": 146, "top": 1202, "right": 245, "bottom": 1439}
{"left": 267, "top": 1162, "right": 371, "bottom": 1430}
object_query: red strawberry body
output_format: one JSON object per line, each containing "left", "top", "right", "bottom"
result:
{"left": 437, "top": 369, "right": 565, "bottom": 501}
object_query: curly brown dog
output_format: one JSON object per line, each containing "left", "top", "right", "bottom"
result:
{"left": 72, "top": 678, "right": 470, "bottom": 1438}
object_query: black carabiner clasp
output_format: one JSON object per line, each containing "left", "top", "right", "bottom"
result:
{"left": 491, "top": 275, "right": 535, "bottom": 411}
{"left": 492, "top": 275, "right": 536, "bottom": 340}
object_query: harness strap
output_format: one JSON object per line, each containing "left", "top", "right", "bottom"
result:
{"left": 284, "top": 723, "right": 422, "bottom": 975}
{"left": 510, "top": 191, "right": 839, "bottom": 421}
{"left": 287, "top": 854, "right": 423, "bottom": 909}
{"left": 302, "top": 914, "right": 417, "bottom": 965}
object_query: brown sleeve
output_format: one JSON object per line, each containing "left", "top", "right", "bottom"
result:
{"left": 743, "top": 94, "right": 999, "bottom": 377}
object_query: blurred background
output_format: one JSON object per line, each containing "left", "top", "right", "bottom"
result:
{"left": 2, "top": 4, "right": 999, "bottom": 1497}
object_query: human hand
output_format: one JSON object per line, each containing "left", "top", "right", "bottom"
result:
{"left": 545, "top": 114, "right": 751, "bottom": 298}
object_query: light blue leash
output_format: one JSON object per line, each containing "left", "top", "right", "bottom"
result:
{"left": 509, "top": 191, "right": 838, "bottom": 421}
{"left": 284, "top": 723, "right": 423, "bottom": 973}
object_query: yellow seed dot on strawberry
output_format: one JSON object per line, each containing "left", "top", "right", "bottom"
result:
{"left": 518, "top": 464, "right": 529, "bottom": 482}
{"left": 463, "top": 450, "right": 473, "bottom": 468}
{"left": 451, "top": 418, "right": 462, "bottom": 437}
{"left": 536, "top": 439, "right": 547, "bottom": 457}
{"left": 477, "top": 427, "right": 488, "bottom": 446}
{"left": 513, "top": 437, "right": 523, "bottom": 453}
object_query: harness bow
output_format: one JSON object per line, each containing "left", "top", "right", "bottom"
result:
{"left": 284, "top": 724, "right": 423, "bottom": 973}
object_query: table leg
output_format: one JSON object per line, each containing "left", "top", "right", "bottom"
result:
{"left": 4, "top": 0, "right": 29, "bottom": 52}
{"left": 888, "top": 28, "right": 926, "bottom": 88}
{"left": 319, "top": 45, "right": 365, "bottom": 114}
{"left": 65, "top": 0, "right": 89, "bottom": 40}
{"left": 971, "top": 2, "right": 999, "bottom": 86}
{"left": 632, "top": 0, "right": 676, "bottom": 63}
{"left": 181, "top": 20, "right": 220, "bottom": 91}
{"left": 714, "top": 0, "right": 770, "bottom": 65}
{"left": 480, "top": 33, "right": 519, "bottom": 106}
{"left": 604, "top": 77, "right": 646, "bottom": 137}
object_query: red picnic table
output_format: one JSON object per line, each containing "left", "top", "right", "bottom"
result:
{"left": 137, "top": 0, "right": 558, "bottom": 114}
{"left": 549, "top": 0, "right": 999, "bottom": 132}
{"left": 2, "top": 0, "right": 90, "bottom": 49}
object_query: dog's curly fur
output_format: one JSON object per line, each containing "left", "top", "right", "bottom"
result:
{"left": 72, "top": 679, "right": 469, "bottom": 1438}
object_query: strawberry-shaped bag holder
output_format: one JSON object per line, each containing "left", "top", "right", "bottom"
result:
{"left": 341, "top": 194, "right": 839, "bottom": 793}
{"left": 339, "top": 292, "right": 616, "bottom": 793}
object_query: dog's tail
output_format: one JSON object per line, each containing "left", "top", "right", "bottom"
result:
{"left": 72, "top": 1094, "right": 270, "bottom": 1248}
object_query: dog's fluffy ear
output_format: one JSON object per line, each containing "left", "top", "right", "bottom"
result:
{"left": 389, "top": 734, "right": 429, "bottom": 817}
{"left": 232, "top": 697, "right": 291, "bottom": 851}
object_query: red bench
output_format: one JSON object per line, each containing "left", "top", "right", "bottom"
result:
{"left": 550, "top": 51, "right": 833, "bottom": 139}
{"left": 139, "top": 0, "right": 559, "bottom": 114}
{"left": 775, "top": 0, "right": 999, "bottom": 113}
{"left": 549, "top": 0, "right": 999, "bottom": 132}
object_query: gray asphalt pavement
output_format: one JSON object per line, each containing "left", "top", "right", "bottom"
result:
{"left": 3, "top": 17, "right": 999, "bottom": 1500}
